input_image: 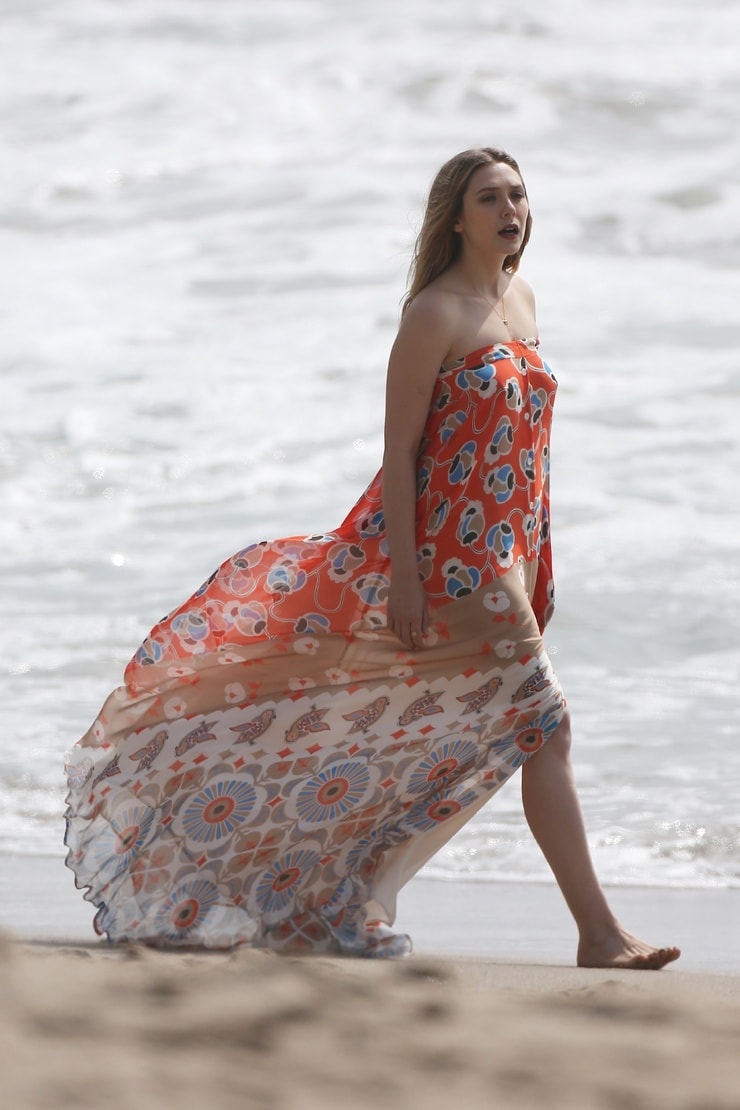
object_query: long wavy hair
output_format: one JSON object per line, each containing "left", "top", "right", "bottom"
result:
{"left": 402, "top": 147, "right": 532, "bottom": 315}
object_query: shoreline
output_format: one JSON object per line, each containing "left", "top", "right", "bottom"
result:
{"left": 1, "top": 852, "right": 737, "bottom": 976}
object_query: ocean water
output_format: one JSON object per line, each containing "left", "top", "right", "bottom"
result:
{"left": 2, "top": 0, "right": 739, "bottom": 889}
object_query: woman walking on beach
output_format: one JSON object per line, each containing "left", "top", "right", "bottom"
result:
{"left": 65, "top": 147, "right": 679, "bottom": 968}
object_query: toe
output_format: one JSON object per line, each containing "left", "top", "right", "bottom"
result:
{"left": 632, "top": 946, "right": 681, "bottom": 971}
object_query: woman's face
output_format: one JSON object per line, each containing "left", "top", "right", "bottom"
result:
{"left": 454, "top": 161, "right": 529, "bottom": 256}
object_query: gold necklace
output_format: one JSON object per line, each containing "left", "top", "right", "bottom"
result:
{"left": 480, "top": 290, "right": 508, "bottom": 327}
{"left": 491, "top": 292, "right": 508, "bottom": 327}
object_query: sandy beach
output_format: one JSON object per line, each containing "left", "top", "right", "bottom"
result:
{"left": 3, "top": 936, "right": 740, "bottom": 1109}
{"left": 1, "top": 856, "right": 739, "bottom": 1108}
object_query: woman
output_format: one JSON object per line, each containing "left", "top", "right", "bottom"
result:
{"left": 65, "top": 148, "right": 679, "bottom": 968}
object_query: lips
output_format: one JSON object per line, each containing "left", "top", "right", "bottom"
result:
{"left": 499, "top": 224, "right": 519, "bottom": 240}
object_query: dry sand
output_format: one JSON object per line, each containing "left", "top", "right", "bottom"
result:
{"left": 2, "top": 936, "right": 740, "bottom": 1110}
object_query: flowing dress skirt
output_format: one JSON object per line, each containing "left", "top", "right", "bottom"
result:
{"left": 65, "top": 339, "right": 566, "bottom": 952}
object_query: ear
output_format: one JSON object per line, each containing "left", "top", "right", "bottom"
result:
{"left": 453, "top": 218, "right": 463, "bottom": 232}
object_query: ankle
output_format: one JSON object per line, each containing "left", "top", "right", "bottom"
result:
{"left": 577, "top": 915, "right": 622, "bottom": 946}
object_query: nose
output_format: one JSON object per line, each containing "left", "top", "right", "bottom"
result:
{"left": 501, "top": 194, "right": 516, "bottom": 217}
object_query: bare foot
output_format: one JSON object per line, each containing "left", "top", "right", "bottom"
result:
{"left": 577, "top": 924, "right": 681, "bottom": 970}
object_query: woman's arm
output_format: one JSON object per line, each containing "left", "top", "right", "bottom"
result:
{"left": 382, "top": 293, "right": 454, "bottom": 649}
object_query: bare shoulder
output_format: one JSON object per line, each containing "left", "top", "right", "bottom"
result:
{"left": 390, "top": 283, "right": 461, "bottom": 372}
{"left": 509, "top": 272, "right": 537, "bottom": 310}
{"left": 401, "top": 282, "right": 462, "bottom": 336}
{"left": 384, "top": 285, "right": 462, "bottom": 449}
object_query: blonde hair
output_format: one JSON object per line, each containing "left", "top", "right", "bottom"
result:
{"left": 402, "top": 147, "right": 532, "bottom": 315}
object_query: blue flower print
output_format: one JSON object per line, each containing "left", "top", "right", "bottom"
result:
{"left": 399, "top": 787, "right": 479, "bottom": 834}
{"left": 352, "top": 573, "right": 390, "bottom": 607}
{"left": 505, "top": 377, "right": 523, "bottom": 412}
{"left": 253, "top": 846, "right": 322, "bottom": 921}
{"left": 442, "top": 559, "right": 482, "bottom": 598}
{"left": 487, "top": 707, "right": 561, "bottom": 770}
{"left": 485, "top": 464, "right": 516, "bottom": 505}
{"left": 485, "top": 416, "right": 514, "bottom": 463}
{"left": 179, "top": 777, "right": 260, "bottom": 844}
{"left": 267, "top": 562, "right": 307, "bottom": 595}
{"left": 485, "top": 521, "right": 515, "bottom": 567}
{"left": 416, "top": 543, "right": 436, "bottom": 581}
{"left": 151, "top": 877, "right": 223, "bottom": 941}
{"left": 327, "top": 542, "right": 366, "bottom": 584}
{"left": 172, "top": 611, "right": 210, "bottom": 646}
{"left": 519, "top": 447, "right": 535, "bottom": 481}
{"left": 456, "top": 363, "right": 495, "bottom": 393}
{"left": 439, "top": 409, "right": 467, "bottom": 444}
{"left": 427, "top": 496, "right": 450, "bottom": 537}
{"left": 227, "top": 543, "right": 270, "bottom": 595}
{"left": 93, "top": 802, "right": 157, "bottom": 885}
{"left": 456, "top": 502, "right": 485, "bottom": 546}
{"left": 529, "top": 387, "right": 548, "bottom": 427}
{"left": 231, "top": 601, "right": 268, "bottom": 637}
{"left": 291, "top": 760, "right": 373, "bottom": 827}
{"left": 358, "top": 510, "right": 385, "bottom": 538}
{"left": 405, "top": 737, "right": 481, "bottom": 795}
{"left": 133, "top": 636, "right": 165, "bottom": 667}
{"left": 294, "top": 612, "right": 332, "bottom": 635}
{"left": 448, "top": 440, "right": 476, "bottom": 484}
{"left": 232, "top": 541, "right": 269, "bottom": 565}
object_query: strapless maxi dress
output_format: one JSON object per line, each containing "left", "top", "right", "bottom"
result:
{"left": 64, "top": 338, "right": 566, "bottom": 953}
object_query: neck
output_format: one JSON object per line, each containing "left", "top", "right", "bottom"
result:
{"left": 454, "top": 254, "right": 509, "bottom": 301}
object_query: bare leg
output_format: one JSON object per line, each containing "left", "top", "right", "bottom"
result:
{"left": 520, "top": 711, "right": 680, "bottom": 969}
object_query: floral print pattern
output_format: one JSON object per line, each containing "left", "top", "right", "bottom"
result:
{"left": 65, "top": 339, "right": 565, "bottom": 952}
